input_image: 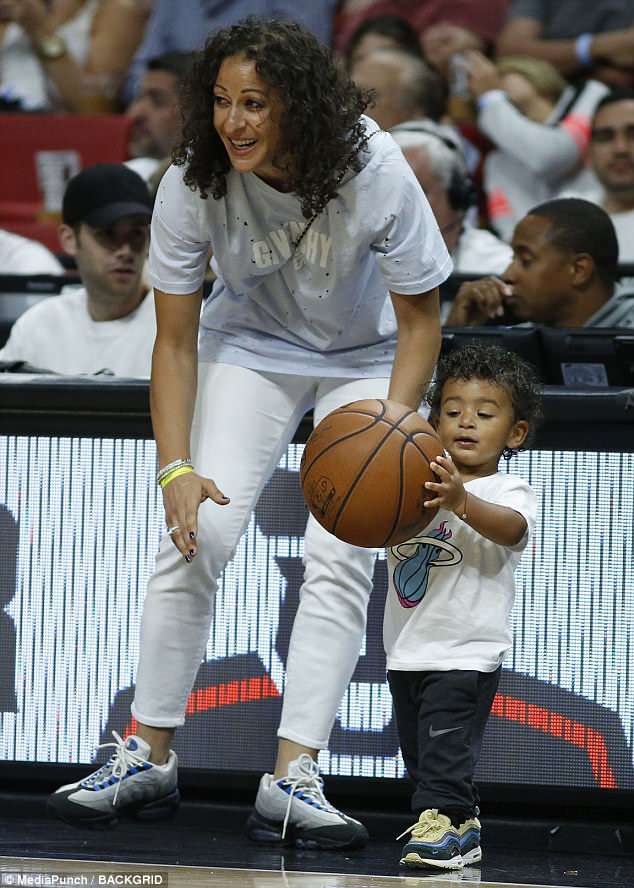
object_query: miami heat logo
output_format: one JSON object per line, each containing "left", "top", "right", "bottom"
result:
{"left": 390, "top": 521, "right": 462, "bottom": 608}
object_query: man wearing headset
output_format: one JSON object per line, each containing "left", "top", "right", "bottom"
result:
{"left": 391, "top": 123, "right": 512, "bottom": 279}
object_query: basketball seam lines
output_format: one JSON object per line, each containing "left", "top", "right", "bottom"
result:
{"left": 302, "top": 418, "right": 436, "bottom": 483}
{"left": 332, "top": 409, "right": 417, "bottom": 538}
{"left": 300, "top": 401, "right": 387, "bottom": 480}
{"left": 381, "top": 436, "right": 408, "bottom": 547}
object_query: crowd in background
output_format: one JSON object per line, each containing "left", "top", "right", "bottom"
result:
{"left": 1, "top": 0, "right": 634, "bottom": 377}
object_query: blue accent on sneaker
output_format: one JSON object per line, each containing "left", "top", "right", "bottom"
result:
{"left": 460, "top": 826, "right": 479, "bottom": 845}
{"left": 277, "top": 780, "right": 336, "bottom": 814}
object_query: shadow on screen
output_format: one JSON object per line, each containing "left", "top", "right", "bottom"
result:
{"left": 0, "top": 505, "right": 18, "bottom": 712}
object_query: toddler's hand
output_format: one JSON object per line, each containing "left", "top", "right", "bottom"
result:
{"left": 424, "top": 453, "right": 467, "bottom": 516}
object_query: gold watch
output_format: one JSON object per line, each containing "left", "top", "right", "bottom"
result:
{"left": 34, "top": 33, "right": 68, "bottom": 60}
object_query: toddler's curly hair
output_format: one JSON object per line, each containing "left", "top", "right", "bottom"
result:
{"left": 427, "top": 343, "right": 543, "bottom": 459}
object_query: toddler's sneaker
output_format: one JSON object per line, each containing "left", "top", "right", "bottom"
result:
{"left": 246, "top": 753, "right": 368, "bottom": 849}
{"left": 398, "top": 808, "right": 463, "bottom": 870}
{"left": 458, "top": 815, "right": 482, "bottom": 864}
{"left": 48, "top": 732, "right": 180, "bottom": 826}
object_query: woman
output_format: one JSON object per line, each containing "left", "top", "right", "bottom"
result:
{"left": 0, "top": 0, "right": 151, "bottom": 111}
{"left": 48, "top": 18, "right": 450, "bottom": 847}
{"left": 465, "top": 50, "right": 608, "bottom": 240}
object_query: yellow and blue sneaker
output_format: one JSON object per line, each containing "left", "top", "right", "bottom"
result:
{"left": 458, "top": 815, "right": 482, "bottom": 864}
{"left": 399, "top": 808, "right": 463, "bottom": 869}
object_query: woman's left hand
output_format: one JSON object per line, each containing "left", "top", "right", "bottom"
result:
{"left": 424, "top": 452, "right": 467, "bottom": 516}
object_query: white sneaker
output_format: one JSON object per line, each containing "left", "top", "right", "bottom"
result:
{"left": 246, "top": 753, "right": 368, "bottom": 849}
{"left": 48, "top": 732, "right": 180, "bottom": 826}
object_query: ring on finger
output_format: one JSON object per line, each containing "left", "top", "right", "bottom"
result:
{"left": 167, "top": 525, "right": 180, "bottom": 536}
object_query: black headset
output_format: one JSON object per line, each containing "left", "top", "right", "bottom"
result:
{"left": 391, "top": 122, "right": 478, "bottom": 213}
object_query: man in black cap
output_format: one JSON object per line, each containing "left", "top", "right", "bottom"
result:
{"left": 0, "top": 164, "right": 155, "bottom": 377}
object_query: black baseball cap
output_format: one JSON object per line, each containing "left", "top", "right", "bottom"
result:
{"left": 62, "top": 163, "right": 153, "bottom": 228}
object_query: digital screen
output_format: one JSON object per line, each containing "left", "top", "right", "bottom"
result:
{"left": 0, "top": 435, "right": 632, "bottom": 791}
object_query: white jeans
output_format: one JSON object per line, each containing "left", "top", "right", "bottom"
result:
{"left": 132, "top": 362, "right": 389, "bottom": 749}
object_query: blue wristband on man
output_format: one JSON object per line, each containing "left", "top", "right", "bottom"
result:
{"left": 575, "top": 33, "right": 594, "bottom": 68}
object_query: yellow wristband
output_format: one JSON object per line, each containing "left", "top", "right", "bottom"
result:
{"left": 159, "top": 465, "right": 194, "bottom": 489}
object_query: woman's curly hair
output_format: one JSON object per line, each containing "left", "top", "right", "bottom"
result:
{"left": 427, "top": 343, "right": 543, "bottom": 459}
{"left": 173, "top": 17, "right": 372, "bottom": 219}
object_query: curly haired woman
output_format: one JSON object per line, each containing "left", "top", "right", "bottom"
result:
{"left": 48, "top": 17, "right": 452, "bottom": 847}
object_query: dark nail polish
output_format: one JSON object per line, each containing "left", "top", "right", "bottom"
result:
{"left": 189, "top": 549, "right": 195, "bottom": 557}
{"left": 189, "top": 532, "right": 196, "bottom": 540}
{"left": 185, "top": 555, "right": 192, "bottom": 563}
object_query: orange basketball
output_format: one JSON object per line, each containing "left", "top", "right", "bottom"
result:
{"left": 300, "top": 399, "right": 444, "bottom": 548}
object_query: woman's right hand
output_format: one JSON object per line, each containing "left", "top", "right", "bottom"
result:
{"left": 162, "top": 471, "right": 230, "bottom": 561}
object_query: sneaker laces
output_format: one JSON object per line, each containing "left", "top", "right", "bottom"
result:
{"left": 81, "top": 731, "right": 149, "bottom": 807}
{"left": 396, "top": 807, "right": 444, "bottom": 842}
{"left": 280, "top": 753, "right": 335, "bottom": 840}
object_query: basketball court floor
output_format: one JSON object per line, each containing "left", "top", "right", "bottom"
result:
{"left": 0, "top": 857, "right": 598, "bottom": 888}
{"left": 0, "top": 855, "right": 630, "bottom": 888}
{"left": 1, "top": 794, "right": 631, "bottom": 888}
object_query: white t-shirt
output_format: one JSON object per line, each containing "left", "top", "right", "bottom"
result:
{"left": 0, "top": 229, "right": 64, "bottom": 275}
{"left": 125, "top": 157, "right": 162, "bottom": 183}
{"left": 149, "top": 116, "right": 452, "bottom": 377}
{"left": 608, "top": 209, "right": 634, "bottom": 264}
{"left": 0, "top": 286, "right": 155, "bottom": 377}
{"left": 384, "top": 471, "right": 537, "bottom": 673}
{"left": 559, "top": 175, "right": 634, "bottom": 264}
{"left": 452, "top": 224, "right": 512, "bottom": 276}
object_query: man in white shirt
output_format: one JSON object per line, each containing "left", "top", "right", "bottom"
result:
{"left": 0, "top": 229, "right": 64, "bottom": 275}
{"left": 391, "top": 124, "right": 512, "bottom": 283}
{"left": 575, "top": 89, "right": 634, "bottom": 265}
{"left": 0, "top": 164, "right": 155, "bottom": 377}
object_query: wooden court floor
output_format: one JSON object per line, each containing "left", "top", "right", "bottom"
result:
{"left": 0, "top": 856, "right": 578, "bottom": 888}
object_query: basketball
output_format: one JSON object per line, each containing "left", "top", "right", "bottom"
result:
{"left": 300, "top": 399, "right": 444, "bottom": 548}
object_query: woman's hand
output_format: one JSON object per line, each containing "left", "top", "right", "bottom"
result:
{"left": 464, "top": 50, "right": 501, "bottom": 98}
{"left": 162, "top": 471, "right": 230, "bottom": 562}
{"left": 424, "top": 453, "right": 467, "bottom": 517}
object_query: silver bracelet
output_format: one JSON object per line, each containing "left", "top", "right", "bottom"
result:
{"left": 156, "top": 458, "right": 192, "bottom": 484}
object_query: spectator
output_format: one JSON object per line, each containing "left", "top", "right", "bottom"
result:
{"left": 446, "top": 198, "right": 634, "bottom": 329}
{"left": 391, "top": 125, "right": 511, "bottom": 278}
{"left": 496, "top": 55, "right": 567, "bottom": 122}
{"left": 335, "top": 1, "right": 508, "bottom": 69}
{"left": 465, "top": 49, "right": 607, "bottom": 240}
{"left": 126, "top": 52, "right": 192, "bottom": 183}
{"left": 563, "top": 90, "right": 634, "bottom": 264}
{"left": 342, "top": 13, "right": 425, "bottom": 69}
{"left": 125, "top": 1, "right": 338, "bottom": 101}
{"left": 0, "top": 164, "right": 156, "bottom": 376}
{"left": 497, "top": 0, "right": 634, "bottom": 85}
{"left": 350, "top": 48, "right": 446, "bottom": 129}
{"left": 0, "top": 0, "right": 151, "bottom": 112}
{"left": 0, "top": 229, "right": 64, "bottom": 274}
